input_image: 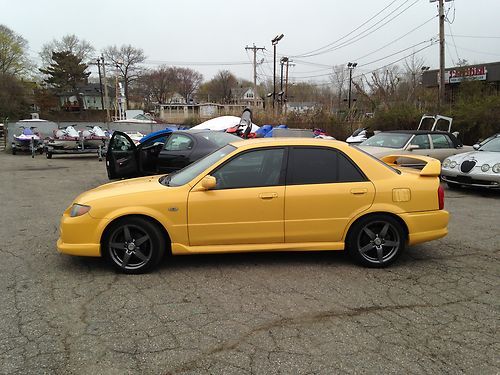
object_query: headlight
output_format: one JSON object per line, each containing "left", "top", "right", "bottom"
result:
{"left": 70, "top": 204, "right": 91, "bottom": 217}
{"left": 450, "top": 161, "right": 457, "bottom": 168}
{"left": 493, "top": 163, "right": 500, "bottom": 173}
{"left": 442, "top": 158, "right": 451, "bottom": 168}
{"left": 481, "top": 164, "right": 490, "bottom": 172}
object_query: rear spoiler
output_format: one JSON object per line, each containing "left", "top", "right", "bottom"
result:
{"left": 380, "top": 155, "right": 441, "bottom": 177}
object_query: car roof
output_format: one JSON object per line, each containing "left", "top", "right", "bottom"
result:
{"left": 229, "top": 137, "right": 348, "bottom": 149}
{"left": 382, "top": 130, "right": 453, "bottom": 135}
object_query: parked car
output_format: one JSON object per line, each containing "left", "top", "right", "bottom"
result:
{"left": 105, "top": 129, "right": 240, "bottom": 179}
{"left": 357, "top": 130, "right": 472, "bottom": 167}
{"left": 58, "top": 138, "right": 449, "bottom": 273}
{"left": 441, "top": 133, "right": 500, "bottom": 189}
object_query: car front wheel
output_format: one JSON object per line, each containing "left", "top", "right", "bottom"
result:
{"left": 103, "top": 217, "right": 166, "bottom": 274}
{"left": 348, "top": 215, "right": 405, "bottom": 268}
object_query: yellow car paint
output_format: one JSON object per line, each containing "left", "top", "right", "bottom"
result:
{"left": 57, "top": 138, "right": 449, "bottom": 265}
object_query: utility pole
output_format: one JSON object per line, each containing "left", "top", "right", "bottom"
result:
{"left": 284, "top": 58, "right": 293, "bottom": 116}
{"left": 271, "top": 34, "right": 284, "bottom": 112}
{"left": 280, "top": 57, "right": 286, "bottom": 114}
{"left": 347, "top": 62, "right": 357, "bottom": 110}
{"left": 96, "top": 58, "right": 104, "bottom": 110}
{"left": 245, "top": 44, "right": 265, "bottom": 108}
{"left": 101, "top": 55, "right": 110, "bottom": 122}
{"left": 438, "top": 0, "right": 446, "bottom": 108}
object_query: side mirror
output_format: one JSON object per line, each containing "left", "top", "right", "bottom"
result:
{"left": 201, "top": 175, "right": 216, "bottom": 190}
{"left": 473, "top": 144, "right": 480, "bottom": 150}
{"left": 407, "top": 144, "right": 420, "bottom": 151}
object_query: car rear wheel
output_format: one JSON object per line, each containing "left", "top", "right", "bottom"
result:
{"left": 103, "top": 217, "right": 165, "bottom": 274}
{"left": 348, "top": 215, "right": 405, "bottom": 268}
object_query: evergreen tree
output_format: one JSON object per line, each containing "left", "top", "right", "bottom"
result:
{"left": 39, "top": 51, "right": 90, "bottom": 91}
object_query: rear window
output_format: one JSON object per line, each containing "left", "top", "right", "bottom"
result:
{"left": 199, "top": 131, "right": 240, "bottom": 147}
{"left": 360, "top": 133, "right": 412, "bottom": 149}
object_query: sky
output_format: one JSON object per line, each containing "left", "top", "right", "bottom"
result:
{"left": 1, "top": 0, "right": 499, "bottom": 84}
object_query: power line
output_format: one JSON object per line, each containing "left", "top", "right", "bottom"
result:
{"left": 445, "top": 34, "right": 500, "bottom": 39}
{"left": 292, "top": 0, "right": 420, "bottom": 58}
{"left": 143, "top": 60, "right": 252, "bottom": 66}
{"left": 353, "top": 15, "right": 437, "bottom": 61}
{"left": 291, "top": 0, "right": 400, "bottom": 57}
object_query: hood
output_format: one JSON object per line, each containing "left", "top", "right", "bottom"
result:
{"left": 446, "top": 150, "right": 500, "bottom": 165}
{"left": 74, "top": 175, "right": 165, "bottom": 205}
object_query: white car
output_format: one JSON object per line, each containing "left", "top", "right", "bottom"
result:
{"left": 441, "top": 133, "right": 500, "bottom": 189}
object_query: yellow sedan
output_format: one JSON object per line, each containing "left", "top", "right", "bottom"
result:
{"left": 57, "top": 138, "right": 449, "bottom": 273}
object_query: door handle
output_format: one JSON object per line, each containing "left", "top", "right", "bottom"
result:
{"left": 259, "top": 192, "right": 278, "bottom": 199}
{"left": 350, "top": 188, "right": 368, "bottom": 195}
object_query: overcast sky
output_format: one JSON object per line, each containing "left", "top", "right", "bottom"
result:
{"left": 2, "top": 0, "right": 499, "bottom": 83}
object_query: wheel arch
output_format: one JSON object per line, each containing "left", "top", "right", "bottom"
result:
{"left": 344, "top": 211, "right": 409, "bottom": 245}
{"left": 100, "top": 214, "right": 172, "bottom": 256}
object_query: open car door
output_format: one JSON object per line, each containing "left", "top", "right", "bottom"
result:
{"left": 106, "top": 131, "right": 139, "bottom": 179}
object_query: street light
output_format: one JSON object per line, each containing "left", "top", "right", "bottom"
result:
{"left": 347, "top": 62, "right": 357, "bottom": 110}
{"left": 271, "top": 34, "right": 284, "bottom": 111}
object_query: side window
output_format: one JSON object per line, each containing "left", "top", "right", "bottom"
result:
{"left": 338, "top": 153, "right": 366, "bottom": 182}
{"left": 431, "top": 134, "right": 452, "bottom": 149}
{"left": 110, "top": 133, "right": 133, "bottom": 151}
{"left": 164, "top": 134, "right": 193, "bottom": 151}
{"left": 288, "top": 148, "right": 337, "bottom": 185}
{"left": 212, "top": 148, "right": 284, "bottom": 189}
{"left": 410, "top": 134, "right": 430, "bottom": 149}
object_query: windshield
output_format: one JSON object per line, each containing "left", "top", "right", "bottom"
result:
{"left": 361, "top": 133, "right": 412, "bottom": 149}
{"left": 198, "top": 131, "right": 240, "bottom": 147}
{"left": 479, "top": 136, "right": 500, "bottom": 152}
{"left": 164, "top": 144, "right": 236, "bottom": 186}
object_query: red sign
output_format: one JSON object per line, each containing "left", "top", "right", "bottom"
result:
{"left": 445, "top": 66, "right": 487, "bottom": 83}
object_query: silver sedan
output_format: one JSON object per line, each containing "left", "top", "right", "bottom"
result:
{"left": 441, "top": 134, "right": 500, "bottom": 189}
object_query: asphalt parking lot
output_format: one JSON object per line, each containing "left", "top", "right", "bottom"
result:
{"left": 0, "top": 152, "right": 498, "bottom": 375}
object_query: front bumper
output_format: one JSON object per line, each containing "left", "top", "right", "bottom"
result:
{"left": 441, "top": 172, "right": 500, "bottom": 189}
{"left": 57, "top": 213, "right": 109, "bottom": 257}
{"left": 400, "top": 210, "right": 449, "bottom": 246}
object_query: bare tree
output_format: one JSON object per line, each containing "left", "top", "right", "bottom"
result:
{"left": 200, "top": 70, "right": 237, "bottom": 103}
{"left": 137, "top": 66, "right": 178, "bottom": 105}
{"left": 355, "top": 66, "right": 402, "bottom": 110}
{"left": 402, "top": 54, "right": 425, "bottom": 103}
{"left": 175, "top": 67, "right": 203, "bottom": 103}
{"left": 40, "top": 34, "right": 95, "bottom": 66}
{"left": 330, "top": 65, "right": 347, "bottom": 110}
{"left": 103, "top": 45, "right": 146, "bottom": 108}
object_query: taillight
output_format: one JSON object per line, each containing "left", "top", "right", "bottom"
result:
{"left": 438, "top": 185, "right": 445, "bottom": 210}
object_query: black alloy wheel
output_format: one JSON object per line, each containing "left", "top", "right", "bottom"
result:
{"left": 103, "top": 217, "right": 165, "bottom": 274}
{"left": 348, "top": 215, "right": 405, "bottom": 268}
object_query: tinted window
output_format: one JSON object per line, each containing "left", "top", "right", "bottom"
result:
{"left": 338, "top": 152, "right": 366, "bottom": 182}
{"left": 212, "top": 148, "right": 284, "bottom": 189}
{"left": 431, "top": 134, "right": 452, "bottom": 149}
{"left": 198, "top": 131, "right": 240, "bottom": 147}
{"left": 288, "top": 148, "right": 364, "bottom": 184}
{"left": 164, "top": 134, "right": 193, "bottom": 151}
{"left": 410, "top": 134, "right": 430, "bottom": 149}
{"left": 110, "top": 133, "right": 134, "bottom": 151}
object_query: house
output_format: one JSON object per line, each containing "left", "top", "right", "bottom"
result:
{"left": 231, "top": 87, "right": 264, "bottom": 108}
{"left": 58, "top": 83, "right": 114, "bottom": 111}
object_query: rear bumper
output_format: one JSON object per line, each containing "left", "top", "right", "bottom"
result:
{"left": 400, "top": 210, "right": 449, "bottom": 246}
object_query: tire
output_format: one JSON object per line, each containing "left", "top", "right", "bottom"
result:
{"left": 12, "top": 148, "right": 16, "bottom": 155}
{"left": 46, "top": 152, "right": 52, "bottom": 159}
{"left": 102, "top": 217, "right": 166, "bottom": 274}
{"left": 347, "top": 214, "right": 405, "bottom": 268}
